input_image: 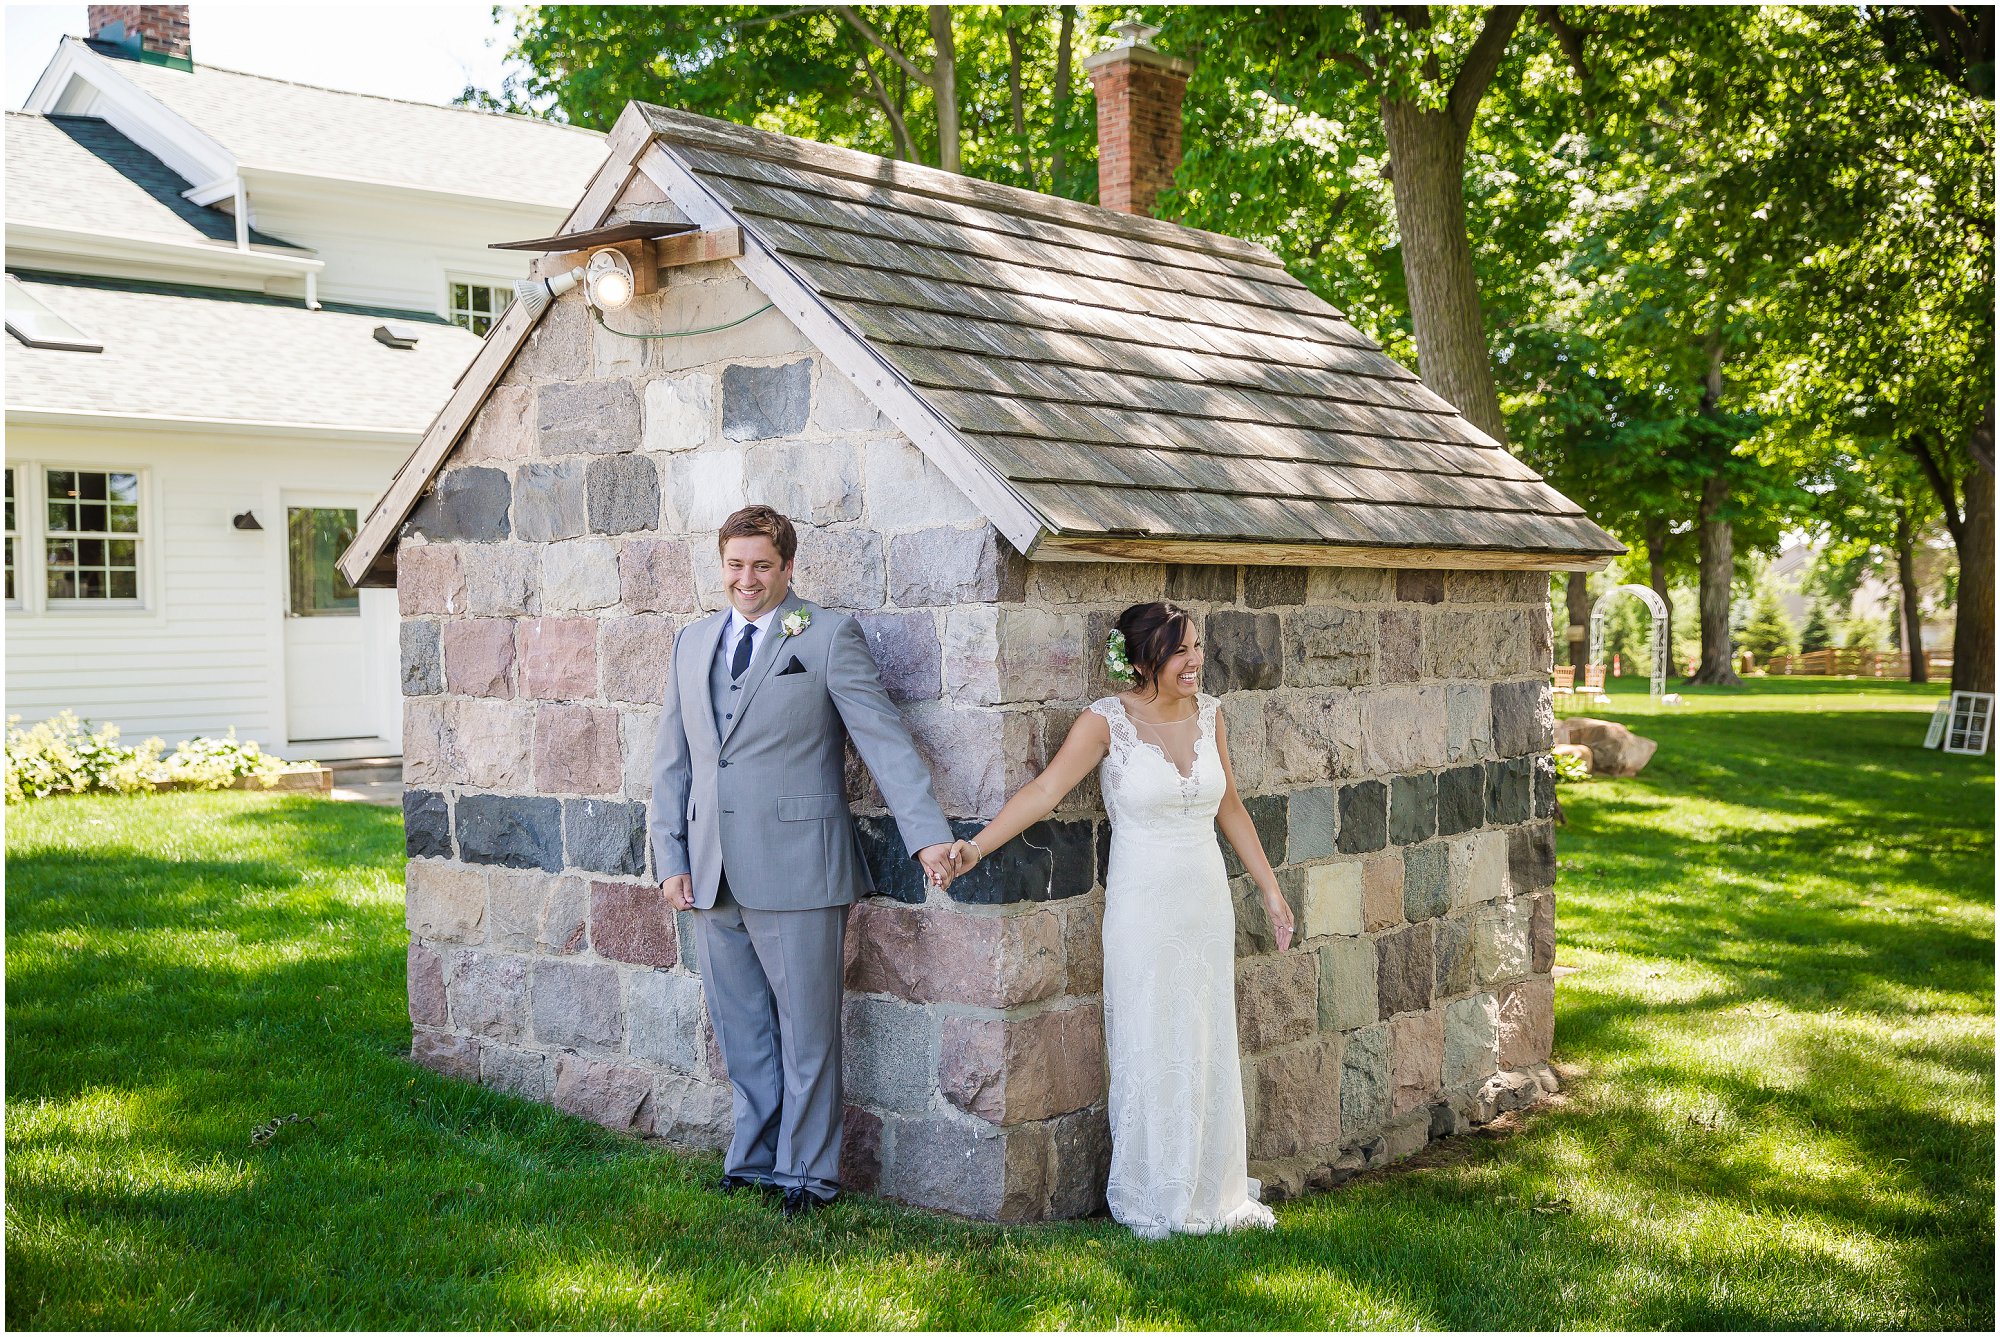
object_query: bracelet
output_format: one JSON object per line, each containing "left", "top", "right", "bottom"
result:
{"left": 967, "top": 837, "right": 985, "bottom": 861}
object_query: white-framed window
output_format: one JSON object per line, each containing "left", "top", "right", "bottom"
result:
{"left": 448, "top": 279, "right": 512, "bottom": 337}
{"left": 4, "top": 465, "right": 18, "bottom": 606}
{"left": 42, "top": 465, "right": 143, "bottom": 603}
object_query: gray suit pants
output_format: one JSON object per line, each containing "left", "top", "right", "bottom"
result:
{"left": 693, "top": 873, "right": 847, "bottom": 1200}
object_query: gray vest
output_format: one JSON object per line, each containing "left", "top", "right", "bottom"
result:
{"left": 709, "top": 618, "right": 754, "bottom": 738}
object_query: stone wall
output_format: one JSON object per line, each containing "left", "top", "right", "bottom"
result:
{"left": 394, "top": 248, "right": 1560, "bottom": 1223}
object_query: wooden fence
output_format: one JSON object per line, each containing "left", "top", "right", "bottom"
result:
{"left": 1760, "top": 649, "right": 1953, "bottom": 678}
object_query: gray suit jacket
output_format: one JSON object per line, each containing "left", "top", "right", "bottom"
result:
{"left": 647, "top": 591, "right": 952, "bottom": 911}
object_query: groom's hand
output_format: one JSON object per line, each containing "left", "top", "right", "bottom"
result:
{"left": 915, "top": 844, "right": 955, "bottom": 892}
{"left": 662, "top": 874, "right": 693, "bottom": 912}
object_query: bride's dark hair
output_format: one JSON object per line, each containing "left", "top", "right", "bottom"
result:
{"left": 1114, "top": 601, "right": 1194, "bottom": 694}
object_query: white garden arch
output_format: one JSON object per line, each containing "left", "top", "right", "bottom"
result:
{"left": 1587, "top": 584, "right": 1671, "bottom": 700}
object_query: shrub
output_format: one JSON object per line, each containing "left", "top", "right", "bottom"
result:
{"left": 1552, "top": 751, "right": 1592, "bottom": 784}
{"left": 5, "top": 713, "right": 285, "bottom": 802}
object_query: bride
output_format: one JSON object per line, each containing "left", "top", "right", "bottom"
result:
{"left": 948, "top": 600, "right": 1294, "bottom": 1239}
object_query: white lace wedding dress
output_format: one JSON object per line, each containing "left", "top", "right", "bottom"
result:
{"left": 1088, "top": 693, "right": 1277, "bottom": 1241}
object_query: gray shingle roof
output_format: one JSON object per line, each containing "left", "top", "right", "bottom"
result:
{"left": 643, "top": 105, "right": 1620, "bottom": 560}
{"left": 6, "top": 111, "right": 303, "bottom": 250}
{"left": 5, "top": 273, "right": 483, "bottom": 432}
{"left": 104, "top": 47, "right": 607, "bottom": 209}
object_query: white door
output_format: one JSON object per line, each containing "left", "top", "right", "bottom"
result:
{"left": 283, "top": 502, "right": 371, "bottom": 742}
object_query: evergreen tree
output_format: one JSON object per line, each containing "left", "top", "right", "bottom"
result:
{"left": 1799, "top": 600, "right": 1835, "bottom": 652}
{"left": 1741, "top": 584, "right": 1798, "bottom": 662}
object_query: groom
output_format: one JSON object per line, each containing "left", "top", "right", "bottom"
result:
{"left": 647, "top": 504, "right": 957, "bottom": 1218}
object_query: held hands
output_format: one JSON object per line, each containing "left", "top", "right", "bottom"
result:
{"left": 947, "top": 838, "right": 983, "bottom": 875}
{"left": 1262, "top": 886, "right": 1294, "bottom": 953}
{"left": 915, "top": 843, "right": 957, "bottom": 892}
{"left": 663, "top": 874, "right": 693, "bottom": 912}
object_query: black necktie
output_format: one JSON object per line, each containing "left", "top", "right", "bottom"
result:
{"left": 731, "top": 623, "right": 756, "bottom": 679}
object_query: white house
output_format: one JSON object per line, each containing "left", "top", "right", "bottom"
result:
{"left": 5, "top": 6, "right": 606, "bottom": 758}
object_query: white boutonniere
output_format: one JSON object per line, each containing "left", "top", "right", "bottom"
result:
{"left": 782, "top": 608, "right": 811, "bottom": 638}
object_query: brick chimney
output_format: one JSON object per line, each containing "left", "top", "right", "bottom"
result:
{"left": 1084, "top": 21, "right": 1193, "bottom": 218}
{"left": 88, "top": 6, "right": 191, "bottom": 63}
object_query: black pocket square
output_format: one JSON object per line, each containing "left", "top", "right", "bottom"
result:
{"left": 777, "top": 656, "right": 807, "bottom": 676}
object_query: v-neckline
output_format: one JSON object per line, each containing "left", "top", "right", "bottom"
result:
{"left": 1116, "top": 697, "right": 1205, "bottom": 784}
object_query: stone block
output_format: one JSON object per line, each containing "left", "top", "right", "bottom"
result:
{"left": 1308, "top": 567, "right": 1390, "bottom": 603}
{"left": 1389, "top": 771, "right": 1438, "bottom": 846}
{"left": 409, "top": 467, "right": 511, "bottom": 543}
{"left": 404, "top": 788, "right": 451, "bottom": 859}
{"left": 1425, "top": 610, "right": 1489, "bottom": 679}
{"left": 1445, "top": 683, "right": 1492, "bottom": 762}
{"left": 540, "top": 538, "right": 620, "bottom": 613}
{"left": 535, "top": 705, "right": 622, "bottom": 796}
{"left": 722, "top": 359, "right": 812, "bottom": 440}
{"left": 902, "top": 704, "right": 1006, "bottom": 817}
{"left": 600, "top": 614, "right": 674, "bottom": 706}
{"left": 532, "top": 958, "right": 624, "bottom": 1050}
{"left": 585, "top": 453, "right": 663, "bottom": 535}
{"left": 519, "top": 616, "right": 599, "bottom": 700}
{"left": 842, "top": 995, "right": 936, "bottom": 1114}
{"left": 1436, "top": 764, "right": 1486, "bottom": 836}
{"left": 515, "top": 294, "right": 589, "bottom": 381}
{"left": 1376, "top": 922, "right": 1433, "bottom": 1018}
{"left": 565, "top": 799, "right": 648, "bottom": 877}
{"left": 1474, "top": 900, "right": 1533, "bottom": 988}
{"left": 1395, "top": 570, "right": 1445, "bottom": 604}
{"left": 1236, "top": 952, "right": 1320, "bottom": 1053}
{"left": 946, "top": 815, "right": 1095, "bottom": 904}
{"left": 412, "top": 1030, "right": 479, "bottom": 1081}
{"left": 1049, "top": 1106, "right": 1113, "bottom": 1219}
{"left": 1245, "top": 565, "right": 1308, "bottom": 607}
{"left": 619, "top": 539, "right": 697, "bottom": 614}
{"left": 1362, "top": 854, "right": 1404, "bottom": 932}
{"left": 1486, "top": 756, "right": 1533, "bottom": 826}
{"left": 753, "top": 439, "right": 862, "bottom": 526}
{"left": 401, "top": 620, "right": 442, "bottom": 696}
{"left": 1264, "top": 690, "right": 1362, "bottom": 786}
{"left": 796, "top": 527, "right": 886, "bottom": 611}
{"left": 813, "top": 364, "right": 885, "bottom": 432}
{"left": 1204, "top": 610, "right": 1282, "bottom": 694}
{"left": 1508, "top": 822, "right": 1555, "bottom": 897}
{"left": 1388, "top": 1009, "right": 1444, "bottom": 1116}
{"left": 860, "top": 436, "right": 982, "bottom": 529}
{"left": 445, "top": 699, "right": 534, "bottom": 790}
{"left": 1402, "top": 841, "right": 1451, "bottom": 922}
{"left": 445, "top": 950, "right": 530, "bottom": 1042}
{"left": 851, "top": 610, "right": 941, "bottom": 702}
{"left": 1030, "top": 561, "right": 1165, "bottom": 606}
{"left": 588, "top": 879, "right": 674, "bottom": 969}
{"left": 1444, "top": 992, "right": 1500, "bottom": 1086}
{"left": 539, "top": 379, "right": 641, "bottom": 455}
{"left": 1216, "top": 692, "right": 1266, "bottom": 790}
{"left": 1220, "top": 792, "right": 1287, "bottom": 879}
{"left": 1166, "top": 564, "right": 1237, "bottom": 602}
{"left": 551, "top": 1052, "right": 653, "bottom": 1133}
{"left": 940, "top": 1005, "right": 1105, "bottom": 1124}
{"left": 462, "top": 543, "right": 538, "bottom": 618}
{"left": 487, "top": 868, "right": 589, "bottom": 955}
{"left": 652, "top": 1071, "right": 732, "bottom": 1145}
{"left": 888, "top": 526, "right": 1024, "bottom": 606}
{"left": 841, "top": 1106, "right": 884, "bottom": 1193}
{"left": 442, "top": 618, "right": 517, "bottom": 698}
{"left": 1336, "top": 780, "right": 1388, "bottom": 855}
{"left": 843, "top": 900, "right": 1061, "bottom": 1007}
{"left": 1533, "top": 754, "right": 1557, "bottom": 819}
{"left": 1319, "top": 936, "right": 1377, "bottom": 1032}
{"left": 398, "top": 543, "right": 464, "bottom": 616}
{"left": 996, "top": 607, "right": 1089, "bottom": 704}
{"left": 408, "top": 941, "right": 448, "bottom": 1026}
{"left": 642, "top": 372, "right": 715, "bottom": 452}
{"left": 1433, "top": 912, "right": 1476, "bottom": 998}
{"left": 1287, "top": 785, "right": 1335, "bottom": 863}
{"left": 1377, "top": 608, "right": 1424, "bottom": 684}
{"left": 1251, "top": 1035, "right": 1341, "bottom": 1159}
{"left": 512, "top": 459, "right": 588, "bottom": 542}
{"left": 480, "top": 1044, "right": 550, "bottom": 1101}
{"left": 1361, "top": 685, "right": 1449, "bottom": 774}
{"left": 627, "top": 968, "right": 708, "bottom": 1071}
{"left": 1530, "top": 891, "right": 1555, "bottom": 974}
{"left": 456, "top": 794, "right": 564, "bottom": 872}
{"left": 882, "top": 1117, "right": 1049, "bottom": 1222}
{"left": 667, "top": 449, "right": 747, "bottom": 532}
{"left": 1284, "top": 606, "right": 1376, "bottom": 688}
{"left": 1063, "top": 895, "right": 1105, "bottom": 995}
{"left": 1303, "top": 861, "right": 1364, "bottom": 938}
{"left": 1454, "top": 830, "right": 1509, "bottom": 907}
{"left": 1340, "top": 1022, "right": 1392, "bottom": 1133}
{"left": 407, "top": 860, "right": 486, "bottom": 943}
{"left": 621, "top": 709, "right": 658, "bottom": 800}
{"left": 1497, "top": 978, "right": 1555, "bottom": 1067}
{"left": 462, "top": 383, "right": 533, "bottom": 463}
{"left": 1491, "top": 678, "right": 1554, "bottom": 758}
{"left": 853, "top": 817, "right": 927, "bottom": 904}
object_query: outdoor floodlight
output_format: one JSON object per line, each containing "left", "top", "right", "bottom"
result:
{"left": 586, "top": 248, "right": 636, "bottom": 310}
{"left": 515, "top": 266, "right": 583, "bottom": 319}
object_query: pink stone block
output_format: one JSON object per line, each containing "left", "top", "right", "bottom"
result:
{"left": 1363, "top": 853, "right": 1405, "bottom": 932}
{"left": 1251, "top": 1035, "right": 1341, "bottom": 1159}
{"left": 1235, "top": 950, "right": 1320, "bottom": 1054}
{"left": 398, "top": 544, "right": 464, "bottom": 616}
{"left": 551, "top": 1052, "right": 654, "bottom": 1134}
{"left": 412, "top": 1029, "right": 478, "bottom": 1081}
{"left": 1388, "top": 1009, "right": 1445, "bottom": 1116}
{"left": 534, "top": 703, "right": 622, "bottom": 795}
{"left": 408, "top": 941, "right": 448, "bottom": 1027}
{"left": 589, "top": 879, "right": 678, "bottom": 968}
{"left": 442, "top": 618, "right": 517, "bottom": 697}
{"left": 403, "top": 697, "right": 448, "bottom": 787}
{"left": 620, "top": 538, "right": 698, "bottom": 613}
{"left": 519, "top": 617, "right": 599, "bottom": 700}
{"left": 843, "top": 901, "right": 1062, "bottom": 1009}
{"left": 1497, "top": 977, "right": 1555, "bottom": 1068}
{"left": 600, "top": 614, "right": 676, "bottom": 706}
{"left": 461, "top": 384, "right": 533, "bottom": 463}
{"left": 939, "top": 1004, "right": 1105, "bottom": 1125}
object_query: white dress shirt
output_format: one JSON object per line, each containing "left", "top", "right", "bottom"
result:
{"left": 722, "top": 603, "right": 783, "bottom": 671}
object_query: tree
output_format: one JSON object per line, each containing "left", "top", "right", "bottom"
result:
{"left": 1799, "top": 600, "right": 1834, "bottom": 653}
{"left": 1740, "top": 582, "right": 1797, "bottom": 663}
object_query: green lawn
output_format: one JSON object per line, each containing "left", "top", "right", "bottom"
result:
{"left": 6, "top": 679, "right": 1992, "bottom": 1330}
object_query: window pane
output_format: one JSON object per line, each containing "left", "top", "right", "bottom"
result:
{"left": 46, "top": 538, "right": 75, "bottom": 568}
{"left": 288, "top": 507, "right": 360, "bottom": 616}
{"left": 108, "top": 539, "right": 136, "bottom": 566}
{"left": 109, "top": 504, "right": 138, "bottom": 533}
{"left": 5, "top": 468, "right": 15, "bottom": 532}
{"left": 452, "top": 283, "right": 469, "bottom": 309}
{"left": 47, "top": 469, "right": 75, "bottom": 499}
{"left": 471, "top": 312, "right": 492, "bottom": 336}
{"left": 47, "top": 569, "right": 75, "bottom": 599}
{"left": 4, "top": 536, "right": 14, "bottom": 601}
{"left": 75, "top": 568, "right": 105, "bottom": 599}
{"left": 79, "top": 503, "right": 107, "bottom": 533}
{"left": 79, "top": 472, "right": 107, "bottom": 501}
{"left": 107, "top": 472, "right": 137, "bottom": 504}
{"left": 470, "top": 287, "right": 491, "bottom": 313}
{"left": 47, "top": 499, "right": 73, "bottom": 531}
{"left": 109, "top": 569, "right": 138, "bottom": 599}
{"left": 77, "top": 538, "right": 105, "bottom": 566}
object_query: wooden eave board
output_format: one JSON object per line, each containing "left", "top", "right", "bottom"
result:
{"left": 490, "top": 219, "right": 697, "bottom": 250}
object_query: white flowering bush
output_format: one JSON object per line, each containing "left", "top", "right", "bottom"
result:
{"left": 1552, "top": 750, "right": 1592, "bottom": 784}
{"left": 5, "top": 713, "right": 286, "bottom": 802}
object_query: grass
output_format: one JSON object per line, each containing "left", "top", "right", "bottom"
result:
{"left": 5, "top": 677, "right": 1992, "bottom": 1329}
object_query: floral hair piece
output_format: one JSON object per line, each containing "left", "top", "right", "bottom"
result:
{"left": 1104, "top": 629, "right": 1138, "bottom": 685}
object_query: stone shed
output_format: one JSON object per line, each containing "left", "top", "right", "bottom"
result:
{"left": 339, "top": 91, "right": 1621, "bottom": 1220}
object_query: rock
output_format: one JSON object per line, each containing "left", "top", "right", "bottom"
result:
{"left": 1388, "top": 1009, "right": 1444, "bottom": 1116}
{"left": 401, "top": 620, "right": 442, "bottom": 696}
{"left": 1245, "top": 566, "right": 1308, "bottom": 607}
{"left": 751, "top": 439, "right": 862, "bottom": 526}
{"left": 1361, "top": 686, "right": 1448, "bottom": 774}
{"left": 532, "top": 959, "right": 624, "bottom": 1050}
{"left": 1309, "top": 567, "right": 1391, "bottom": 603}
{"left": 1362, "top": 854, "right": 1405, "bottom": 932}
{"left": 1445, "top": 683, "right": 1492, "bottom": 762}
{"left": 882, "top": 1118, "right": 1050, "bottom": 1223}
{"left": 519, "top": 616, "right": 599, "bottom": 700}
{"left": 487, "top": 869, "right": 589, "bottom": 955}
{"left": 1473, "top": 900, "right": 1534, "bottom": 988}
{"left": 398, "top": 543, "right": 465, "bottom": 616}
{"left": 653, "top": 1072, "right": 732, "bottom": 1145}
{"left": 540, "top": 538, "right": 620, "bottom": 612}
{"left": 1433, "top": 912, "right": 1477, "bottom": 998}
{"left": 1048, "top": 1106, "right": 1113, "bottom": 1219}
{"left": 551, "top": 1052, "right": 653, "bottom": 1133}
{"left": 586, "top": 453, "right": 663, "bottom": 535}
{"left": 1204, "top": 610, "right": 1283, "bottom": 693}
{"left": 589, "top": 878, "right": 676, "bottom": 967}
{"left": 722, "top": 359, "right": 812, "bottom": 440}
{"left": 1554, "top": 717, "right": 1657, "bottom": 777}
{"left": 861, "top": 437, "right": 982, "bottom": 529}
{"left": 512, "top": 459, "right": 588, "bottom": 542}
{"left": 409, "top": 467, "right": 511, "bottom": 543}
{"left": 599, "top": 614, "right": 675, "bottom": 706}
{"left": 627, "top": 968, "right": 708, "bottom": 1070}
{"left": 642, "top": 373, "right": 715, "bottom": 452}
{"left": 1063, "top": 896, "right": 1105, "bottom": 995}
{"left": 445, "top": 950, "right": 530, "bottom": 1042}
{"left": 1284, "top": 607, "right": 1376, "bottom": 688}
{"left": 445, "top": 699, "right": 534, "bottom": 790}
{"left": 1340, "top": 1023, "right": 1392, "bottom": 1134}
{"left": 1402, "top": 841, "right": 1451, "bottom": 922}
{"left": 667, "top": 449, "right": 747, "bottom": 532}
{"left": 404, "top": 788, "right": 452, "bottom": 859}
{"left": 1286, "top": 785, "right": 1336, "bottom": 863}
{"left": 1454, "top": 830, "right": 1509, "bottom": 907}
{"left": 1389, "top": 771, "right": 1438, "bottom": 846}
{"left": 888, "top": 526, "right": 1023, "bottom": 606}
{"left": 1483, "top": 1067, "right": 1543, "bottom": 1113}
{"left": 842, "top": 995, "right": 937, "bottom": 1114}
{"left": 456, "top": 794, "right": 564, "bottom": 872}
{"left": 1319, "top": 936, "right": 1377, "bottom": 1032}
{"left": 620, "top": 539, "right": 697, "bottom": 614}
{"left": 412, "top": 1030, "right": 479, "bottom": 1081}
{"left": 1553, "top": 742, "right": 1594, "bottom": 772}
{"left": 1336, "top": 780, "right": 1388, "bottom": 854}
{"left": 1263, "top": 691, "right": 1361, "bottom": 787}
{"left": 812, "top": 364, "right": 886, "bottom": 432}
{"left": 1530, "top": 892, "right": 1555, "bottom": 975}
{"left": 1166, "top": 564, "right": 1238, "bottom": 602}
{"left": 1497, "top": 977, "right": 1555, "bottom": 1067}
{"left": 1508, "top": 822, "right": 1556, "bottom": 897}
{"left": 944, "top": 815, "right": 1095, "bottom": 904}
{"left": 1377, "top": 607, "right": 1424, "bottom": 684}
{"left": 1303, "top": 861, "right": 1365, "bottom": 938}
{"left": 1436, "top": 764, "right": 1486, "bottom": 837}
{"left": 535, "top": 705, "right": 622, "bottom": 796}
{"left": 1376, "top": 922, "right": 1433, "bottom": 1019}
{"left": 408, "top": 941, "right": 448, "bottom": 1026}
{"left": 1443, "top": 992, "right": 1500, "bottom": 1086}
{"left": 407, "top": 860, "right": 486, "bottom": 943}
{"left": 565, "top": 799, "right": 648, "bottom": 878}
{"left": 1485, "top": 756, "right": 1533, "bottom": 826}
{"left": 480, "top": 1044, "right": 550, "bottom": 1100}
{"left": 840, "top": 1106, "right": 884, "bottom": 1193}
{"left": 1490, "top": 678, "right": 1554, "bottom": 757}
{"left": 939, "top": 1005, "right": 1105, "bottom": 1124}
{"left": 463, "top": 384, "right": 534, "bottom": 462}
{"left": 1395, "top": 570, "right": 1445, "bottom": 604}
{"left": 539, "top": 379, "right": 641, "bottom": 455}
{"left": 844, "top": 900, "right": 1062, "bottom": 1008}
{"left": 1251, "top": 1035, "right": 1342, "bottom": 1159}
{"left": 442, "top": 618, "right": 517, "bottom": 698}
{"left": 798, "top": 528, "right": 887, "bottom": 611}
{"left": 1235, "top": 952, "right": 1320, "bottom": 1052}
{"left": 462, "top": 543, "right": 539, "bottom": 618}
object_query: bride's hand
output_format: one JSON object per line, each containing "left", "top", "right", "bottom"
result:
{"left": 949, "top": 838, "right": 982, "bottom": 872}
{"left": 1263, "top": 889, "right": 1294, "bottom": 952}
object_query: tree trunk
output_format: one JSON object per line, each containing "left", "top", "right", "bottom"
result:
{"left": 1379, "top": 98, "right": 1508, "bottom": 445}
{"left": 1954, "top": 421, "right": 1995, "bottom": 694}
{"left": 1051, "top": 5, "right": 1075, "bottom": 192}
{"left": 928, "top": 6, "right": 959, "bottom": 173}
{"left": 1896, "top": 503, "right": 1929, "bottom": 683}
{"left": 1644, "top": 516, "right": 1674, "bottom": 664}
{"left": 1565, "top": 569, "right": 1591, "bottom": 666}
{"left": 1687, "top": 473, "right": 1741, "bottom": 685}
{"left": 1005, "top": 23, "right": 1032, "bottom": 183}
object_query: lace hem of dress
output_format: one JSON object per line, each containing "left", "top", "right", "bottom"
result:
{"left": 1118, "top": 1183, "right": 1277, "bottom": 1241}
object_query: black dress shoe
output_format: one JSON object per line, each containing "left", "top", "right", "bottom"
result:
{"left": 782, "top": 1187, "right": 831, "bottom": 1220}
{"left": 716, "top": 1174, "right": 775, "bottom": 1197}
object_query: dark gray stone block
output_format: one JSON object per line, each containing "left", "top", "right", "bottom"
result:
{"left": 1336, "top": 780, "right": 1388, "bottom": 854}
{"left": 856, "top": 817, "right": 926, "bottom": 904}
{"left": 1437, "top": 764, "right": 1486, "bottom": 836}
{"left": 1389, "top": 771, "right": 1438, "bottom": 846}
{"left": 1434, "top": 913, "right": 1476, "bottom": 997}
{"left": 538, "top": 378, "right": 641, "bottom": 454}
{"left": 585, "top": 452, "right": 661, "bottom": 535}
{"left": 722, "top": 359, "right": 812, "bottom": 440}
{"left": 404, "top": 788, "right": 451, "bottom": 859}
{"left": 1403, "top": 840, "right": 1451, "bottom": 922}
{"left": 1166, "top": 564, "right": 1237, "bottom": 603}
{"left": 1224, "top": 792, "right": 1288, "bottom": 876}
{"left": 1486, "top": 757, "right": 1532, "bottom": 826}
{"left": 1244, "top": 565, "right": 1307, "bottom": 608}
{"left": 1341, "top": 1022, "right": 1392, "bottom": 1133}
{"left": 408, "top": 466, "right": 511, "bottom": 543}
{"left": 1287, "top": 785, "right": 1336, "bottom": 863}
{"left": 456, "top": 794, "right": 563, "bottom": 871}
{"left": 512, "top": 459, "right": 587, "bottom": 541}
{"left": 563, "top": 798, "right": 649, "bottom": 877}
{"left": 1048, "top": 1106, "right": 1112, "bottom": 1219}
{"left": 400, "top": 620, "right": 441, "bottom": 696}
{"left": 947, "top": 817, "right": 1094, "bottom": 904}
{"left": 1376, "top": 922, "right": 1434, "bottom": 1018}
{"left": 1531, "top": 891, "right": 1556, "bottom": 974}
{"left": 1395, "top": 570, "right": 1445, "bottom": 604}
{"left": 1508, "top": 820, "right": 1556, "bottom": 895}
{"left": 1533, "top": 755, "right": 1557, "bottom": 818}
{"left": 1204, "top": 610, "right": 1282, "bottom": 693}
{"left": 1491, "top": 679, "right": 1553, "bottom": 757}
{"left": 854, "top": 610, "right": 943, "bottom": 702}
